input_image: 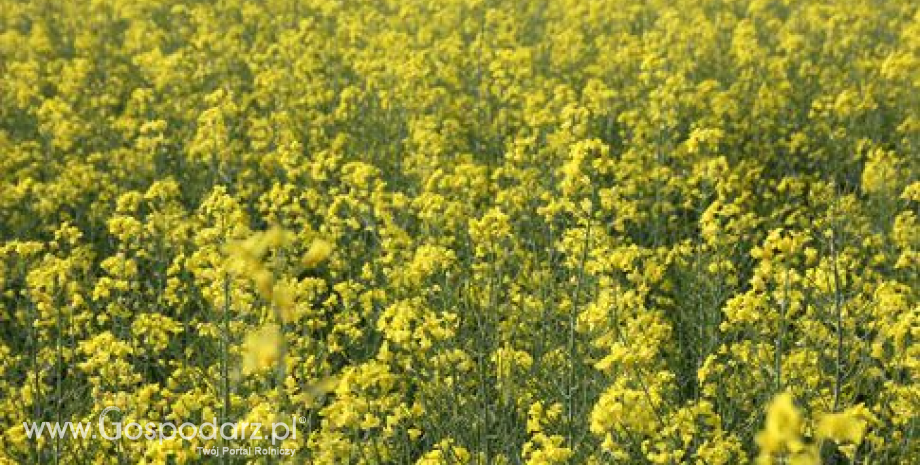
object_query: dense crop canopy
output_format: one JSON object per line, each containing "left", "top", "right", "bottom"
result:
{"left": 0, "top": 0, "right": 917, "bottom": 463}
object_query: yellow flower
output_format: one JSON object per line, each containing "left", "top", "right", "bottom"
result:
{"left": 755, "top": 392, "right": 803, "bottom": 456}
{"left": 242, "top": 324, "right": 281, "bottom": 375}
{"left": 303, "top": 238, "right": 333, "bottom": 268}
{"left": 816, "top": 408, "right": 869, "bottom": 444}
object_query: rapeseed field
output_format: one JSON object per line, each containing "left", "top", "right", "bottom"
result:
{"left": 0, "top": 0, "right": 917, "bottom": 463}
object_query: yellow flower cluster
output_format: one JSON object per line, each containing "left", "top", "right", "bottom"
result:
{"left": 0, "top": 0, "right": 917, "bottom": 463}
{"left": 756, "top": 392, "right": 878, "bottom": 465}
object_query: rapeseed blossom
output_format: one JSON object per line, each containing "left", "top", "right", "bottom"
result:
{"left": 242, "top": 324, "right": 282, "bottom": 375}
{"left": 0, "top": 0, "right": 916, "bottom": 463}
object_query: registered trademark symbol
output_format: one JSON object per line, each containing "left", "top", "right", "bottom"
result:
{"left": 298, "top": 416, "right": 306, "bottom": 424}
